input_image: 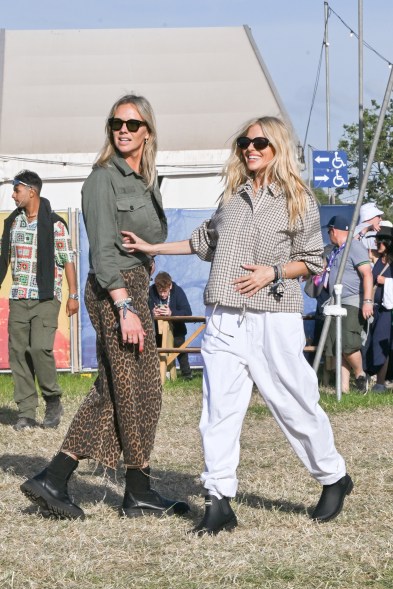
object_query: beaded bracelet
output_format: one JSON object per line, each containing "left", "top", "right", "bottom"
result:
{"left": 114, "top": 298, "right": 131, "bottom": 308}
{"left": 114, "top": 298, "right": 139, "bottom": 318}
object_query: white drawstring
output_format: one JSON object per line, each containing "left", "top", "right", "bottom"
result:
{"left": 209, "top": 302, "right": 235, "bottom": 338}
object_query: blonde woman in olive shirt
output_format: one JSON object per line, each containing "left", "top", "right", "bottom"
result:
{"left": 20, "top": 94, "right": 189, "bottom": 521}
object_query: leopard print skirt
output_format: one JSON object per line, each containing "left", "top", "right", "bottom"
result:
{"left": 61, "top": 267, "right": 162, "bottom": 469}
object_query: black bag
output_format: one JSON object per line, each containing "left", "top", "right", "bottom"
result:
{"left": 304, "top": 276, "right": 324, "bottom": 299}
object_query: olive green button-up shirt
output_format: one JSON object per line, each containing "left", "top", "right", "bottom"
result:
{"left": 82, "top": 154, "right": 167, "bottom": 291}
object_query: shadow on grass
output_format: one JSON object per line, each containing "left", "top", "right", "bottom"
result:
{"left": 236, "top": 492, "right": 310, "bottom": 516}
{"left": 0, "top": 405, "right": 18, "bottom": 425}
{"left": 0, "top": 453, "right": 201, "bottom": 517}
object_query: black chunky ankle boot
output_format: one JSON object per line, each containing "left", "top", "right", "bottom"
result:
{"left": 191, "top": 495, "right": 237, "bottom": 536}
{"left": 311, "top": 474, "right": 354, "bottom": 522}
{"left": 121, "top": 467, "right": 190, "bottom": 518}
{"left": 20, "top": 452, "right": 84, "bottom": 520}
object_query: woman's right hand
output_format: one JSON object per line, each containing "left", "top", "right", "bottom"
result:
{"left": 121, "top": 231, "right": 155, "bottom": 255}
{"left": 120, "top": 310, "right": 146, "bottom": 353}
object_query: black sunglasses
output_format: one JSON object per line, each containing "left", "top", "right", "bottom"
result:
{"left": 108, "top": 118, "right": 148, "bottom": 132}
{"left": 236, "top": 136, "right": 270, "bottom": 150}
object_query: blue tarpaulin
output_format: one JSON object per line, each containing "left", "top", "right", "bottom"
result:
{"left": 79, "top": 204, "right": 355, "bottom": 369}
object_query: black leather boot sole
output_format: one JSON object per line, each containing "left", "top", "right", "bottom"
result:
{"left": 311, "top": 474, "right": 354, "bottom": 522}
{"left": 121, "top": 489, "right": 190, "bottom": 518}
{"left": 20, "top": 469, "right": 85, "bottom": 520}
{"left": 191, "top": 495, "right": 238, "bottom": 536}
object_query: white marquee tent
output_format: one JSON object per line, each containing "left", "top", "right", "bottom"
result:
{"left": 0, "top": 25, "right": 296, "bottom": 211}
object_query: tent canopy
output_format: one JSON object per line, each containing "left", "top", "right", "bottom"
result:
{"left": 0, "top": 25, "right": 293, "bottom": 155}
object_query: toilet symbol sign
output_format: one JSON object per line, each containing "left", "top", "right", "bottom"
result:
{"left": 312, "top": 150, "right": 348, "bottom": 188}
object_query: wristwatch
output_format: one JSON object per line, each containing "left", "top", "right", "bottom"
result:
{"left": 69, "top": 293, "right": 79, "bottom": 300}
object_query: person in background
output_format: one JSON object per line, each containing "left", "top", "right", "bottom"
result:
{"left": 149, "top": 271, "right": 193, "bottom": 380}
{"left": 361, "top": 232, "right": 379, "bottom": 266}
{"left": 0, "top": 170, "right": 79, "bottom": 431}
{"left": 363, "top": 225, "right": 393, "bottom": 392}
{"left": 122, "top": 116, "right": 353, "bottom": 535}
{"left": 324, "top": 215, "right": 373, "bottom": 393}
{"left": 20, "top": 94, "right": 189, "bottom": 520}
{"left": 354, "top": 202, "right": 384, "bottom": 247}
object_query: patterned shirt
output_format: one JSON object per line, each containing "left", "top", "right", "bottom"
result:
{"left": 6, "top": 211, "right": 74, "bottom": 301}
{"left": 190, "top": 180, "right": 324, "bottom": 314}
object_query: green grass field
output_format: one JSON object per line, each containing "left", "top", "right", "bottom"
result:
{"left": 1, "top": 371, "right": 393, "bottom": 589}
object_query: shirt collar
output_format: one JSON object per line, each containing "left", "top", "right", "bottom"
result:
{"left": 110, "top": 152, "right": 143, "bottom": 178}
{"left": 243, "top": 178, "right": 282, "bottom": 199}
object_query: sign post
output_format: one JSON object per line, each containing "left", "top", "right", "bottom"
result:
{"left": 312, "top": 150, "right": 348, "bottom": 189}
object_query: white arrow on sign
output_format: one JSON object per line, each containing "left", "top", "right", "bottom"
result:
{"left": 315, "top": 174, "right": 329, "bottom": 182}
{"left": 315, "top": 156, "right": 330, "bottom": 164}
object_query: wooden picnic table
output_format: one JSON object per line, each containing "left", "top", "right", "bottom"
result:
{"left": 156, "top": 314, "right": 317, "bottom": 384}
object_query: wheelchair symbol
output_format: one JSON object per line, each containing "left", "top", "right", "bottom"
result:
{"left": 332, "top": 169, "right": 346, "bottom": 187}
{"left": 331, "top": 151, "right": 345, "bottom": 169}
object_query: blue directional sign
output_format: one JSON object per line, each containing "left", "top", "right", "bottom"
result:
{"left": 312, "top": 150, "right": 348, "bottom": 188}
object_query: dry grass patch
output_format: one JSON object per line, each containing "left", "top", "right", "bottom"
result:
{"left": 1, "top": 375, "right": 393, "bottom": 588}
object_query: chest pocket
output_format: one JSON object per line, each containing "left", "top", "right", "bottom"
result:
{"left": 116, "top": 195, "right": 150, "bottom": 235}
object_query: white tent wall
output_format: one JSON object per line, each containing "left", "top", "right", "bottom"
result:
{"left": 0, "top": 149, "right": 229, "bottom": 210}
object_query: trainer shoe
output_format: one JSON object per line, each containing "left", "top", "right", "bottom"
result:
{"left": 372, "top": 383, "right": 387, "bottom": 393}
{"left": 13, "top": 417, "right": 38, "bottom": 431}
{"left": 42, "top": 396, "right": 64, "bottom": 428}
{"left": 354, "top": 374, "right": 367, "bottom": 392}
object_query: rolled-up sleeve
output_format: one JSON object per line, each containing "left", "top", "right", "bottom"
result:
{"left": 82, "top": 168, "right": 126, "bottom": 291}
{"left": 290, "top": 197, "right": 324, "bottom": 275}
{"left": 190, "top": 214, "right": 219, "bottom": 262}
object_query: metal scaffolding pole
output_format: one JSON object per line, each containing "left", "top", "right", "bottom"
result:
{"left": 358, "top": 0, "right": 364, "bottom": 186}
{"left": 324, "top": 1, "right": 334, "bottom": 204}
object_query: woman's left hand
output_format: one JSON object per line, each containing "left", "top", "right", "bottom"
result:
{"left": 233, "top": 264, "right": 275, "bottom": 297}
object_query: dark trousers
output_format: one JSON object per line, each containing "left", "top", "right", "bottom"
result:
{"left": 173, "top": 335, "right": 192, "bottom": 376}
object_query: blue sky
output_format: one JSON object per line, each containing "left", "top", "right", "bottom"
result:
{"left": 1, "top": 0, "right": 392, "bottom": 156}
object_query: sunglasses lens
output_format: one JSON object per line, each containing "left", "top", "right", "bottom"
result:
{"left": 109, "top": 118, "right": 123, "bottom": 131}
{"left": 253, "top": 137, "right": 270, "bottom": 150}
{"left": 236, "top": 137, "right": 251, "bottom": 149}
{"left": 126, "top": 120, "right": 144, "bottom": 132}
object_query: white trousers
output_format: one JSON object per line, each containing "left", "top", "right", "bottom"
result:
{"left": 200, "top": 306, "right": 346, "bottom": 498}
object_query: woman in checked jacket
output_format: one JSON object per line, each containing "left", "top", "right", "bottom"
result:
{"left": 122, "top": 116, "right": 353, "bottom": 535}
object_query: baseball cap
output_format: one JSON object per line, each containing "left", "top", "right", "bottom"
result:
{"left": 359, "top": 202, "right": 384, "bottom": 223}
{"left": 323, "top": 215, "right": 350, "bottom": 231}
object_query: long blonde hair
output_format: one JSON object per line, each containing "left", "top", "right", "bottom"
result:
{"left": 222, "top": 116, "right": 311, "bottom": 228}
{"left": 95, "top": 94, "right": 158, "bottom": 189}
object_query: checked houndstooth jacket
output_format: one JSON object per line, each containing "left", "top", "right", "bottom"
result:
{"left": 190, "top": 180, "right": 324, "bottom": 314}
